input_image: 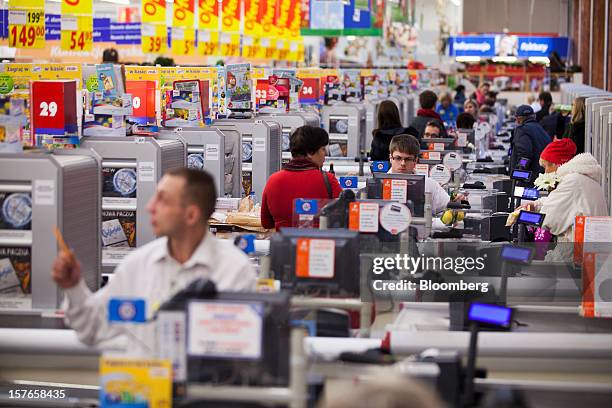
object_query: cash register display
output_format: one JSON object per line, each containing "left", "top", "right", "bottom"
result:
{"left": 500, "top": 245, "right": 533, "bottom": 264}
{"left": 517, "top": 210, "right": 545, "bottom": 226}
{"left": 468, "top": 303, "right": 513, "bottom": 328}
{"left": 514, "top": 186, "right": 539, "bottom": 200}
{"left": 511, "top": 169, "right": 531, "bottom": 181}
{"left": 518, "top": 158, "right": 530, "bottom": 168}
{"left": 370, "top": 173, "right": 426, "bottom": 217}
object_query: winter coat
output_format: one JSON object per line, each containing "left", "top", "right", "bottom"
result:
{"left": 535, "top": 153, "right": 608, "bottom": 261}
{"left": 510, "top": 117, "right": 552, "bottom": 185}
{"left": 370, "top": 126, "right": 416, "bottom": 161}
{"left": 564, "top": 121, "right": 585, "bottom": 154}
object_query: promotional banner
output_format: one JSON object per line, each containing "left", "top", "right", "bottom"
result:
{"left": 60, "top": 15, "right": 93, "bottom": 51}
{"left": 448, "top": 35, "right": 570, "bottom": 59}
{"left": 220, "top": 32, "right": 240, "bottom": 57}
{"left": 198, "top": 30, "right": 219, "bottom": 56}
{"left": 198, "top": 0, "right": 219, "bottom": 30}
{"left": 8, "top": 0, "right": 45, "bottom": 49}
{"left": 244, "top": 0, "right": 262, "bottom": 37}
{"left": 275, "top": 0, "right": 291, "bottom": 39}
{"left": 259, "top": 0, "right": 277, "bottom": 57}
{"left": 142, "top": 0, "right": 166, "bottom": 24}
{"left": 172, "top": 0, "right": 195, "bottom": 27}
{"left": 141, "top": 23, "right": 167, "bottom": 54}
{"left": 61, "top": 0, "right": 92, "bottom": 16}
{"left": 171, "top": 27, "right": 196, "bottom": 56}
{"left": 286, "top": 0, "right": 301, "bottom": 38}
{"left": 221, "top": 0, "right": 241, "bottom": 32}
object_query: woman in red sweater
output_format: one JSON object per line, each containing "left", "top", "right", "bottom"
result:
{"left": 261, "top": 126, "right": 342, "bottom": 230}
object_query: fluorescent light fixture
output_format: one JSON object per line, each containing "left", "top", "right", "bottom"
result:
{"left": 346, "top": 36, "right": 356, "bottom": 41}
{"left": 455, "top": 56, "right": 481, "bottom": 62}
{"left": 450, "top": 0, "right": 461, "bottom": 6}
{"left": 528, "top": 57, "right": 550, "bottom": 65}
{"left": 492, "top": 56, "right": 518, "bottom": 63}
{"left": 100, "top": 0, "right": 130, "bottom": 4}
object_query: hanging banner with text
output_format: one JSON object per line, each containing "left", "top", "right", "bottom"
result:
{"left": 172, "top": 0, "right": 195, "bottom": 27}
{"left": 142, "top": 0, "right": 167, "bottom": 24}
{"left": 198, "top": 0, "right": 220, "bottom": 30}
{"left": 221, "top": 0, "right": 241, "bottom": 33}
{"left": 141, "top": 23, "right": 167, "bottom": 54}
{"left": 8, "top": 0, "right": 45, "bottom": 49}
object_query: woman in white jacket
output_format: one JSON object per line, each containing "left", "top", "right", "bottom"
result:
{"left": 526, "top": 139, "right": 608, "bottom": 261}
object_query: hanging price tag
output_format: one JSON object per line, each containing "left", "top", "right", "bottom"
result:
{"left": 198, "top": 30, "right": 219, "bottom": 56}
{"left": 8, "top": 9, "right": 45, "bottom": 49}
{"left": 220, "top": 33, "right": 240, "bottom": 57}
{"left": 172, "top": 0, "right": 195, "bottom": 27}
{"left": 254, "top": 80, "right": 269, "bottom": 107}
{"left": 60, "top": 15, "right": 93, "bottom": 51}
{"left": 171, "top": 27, "right": 195, "bottom": 56}
{"left": 141, "top": 24, "right": 167, "bottom": 54}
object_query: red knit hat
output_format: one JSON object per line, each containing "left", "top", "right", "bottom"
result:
{"left": 540, "top": 138, "right": 577, "bottom": 165}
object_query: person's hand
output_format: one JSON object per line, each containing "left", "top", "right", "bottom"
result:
{"left": 516, "top": 201, "right": 535, "bottom": 212}
{"left": 453, "top": 193, "right": 467, "bottom": 202}
{"left": 52, "top": 249, "right": 81, "bottom": 289}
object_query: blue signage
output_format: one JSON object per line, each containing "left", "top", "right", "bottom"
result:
{"left": 449, "top": 36, "right": 496, "bottom": 57}
{"left": 449, "top": 35, "right": 570, "bottom": 59}
{"left": 344, "top": 0, "right": 371, "bottom": 30}
{"left": 517, "top": 36, "right": 569, "bottom": 58}
{"left": 371, "top": 161, "right": 391, "bottom": 173}
{"left": 108, "top": 299, "right": 147, "bottom": 323}
{"left": 111, "top": 22, "right": 141, "bottom": 45}
{"left": 339, "top": 176, "right": 359, "bottom": 189}
{"left": 295, "top": 199, "right": 318, "bottom": 215}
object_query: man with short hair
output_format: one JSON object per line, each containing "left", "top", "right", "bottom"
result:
{"left": 409, "top": 90, "right": 448, "bottom": 139}
{"left": 422, "top": 121, "right": 443, "bottom": 139}
{"left": 510, "top": 105, "right": 552, "bottom": 186}
{"left": 388, "top": 134, "right": 461, "bottom": 214}
{"left": 52, "top": 168, "right": 256, "bottom": 354}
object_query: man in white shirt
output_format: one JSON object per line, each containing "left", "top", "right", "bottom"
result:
{"left": 52, "top": 168, "right": 256, "bottom": 355}
{"left": 388, "top": 134, "right": 459, "bottom": 214}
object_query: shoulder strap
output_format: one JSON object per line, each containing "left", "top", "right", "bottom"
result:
{"left": 321, "top": 170, "right": 333, "bottom": 199}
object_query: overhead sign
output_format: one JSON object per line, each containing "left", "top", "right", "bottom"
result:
{"left": 449, "top": 35, "right": 570, "bottom": 59}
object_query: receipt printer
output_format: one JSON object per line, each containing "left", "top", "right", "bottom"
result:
{"left": 464, "top": 213, "right": 510, "bottom": 242}
{"left": 492, "top": 179, "right": 512, "bottom": 196}
{"left": 482, "top": 192, "right": 510, "bottom": 213}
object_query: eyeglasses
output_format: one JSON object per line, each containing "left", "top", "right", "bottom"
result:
{"left": 423, "top": 132, "right": 440, "bottom": 138}
{"left": 391, "top": 156, "right": 417, "bottom": 163}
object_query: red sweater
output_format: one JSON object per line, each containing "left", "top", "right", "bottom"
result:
{"left": 261, "top": 160, "right": 342, "bottom": 230}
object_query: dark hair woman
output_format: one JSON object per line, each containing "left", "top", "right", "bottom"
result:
{"left": 370, "top": 100, "right": 418, "bottom": 161}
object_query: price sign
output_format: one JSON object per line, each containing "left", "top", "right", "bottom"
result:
{"left": 31, "top": 81, "right": 78, "bottom": 138}
{"left": 61, "top": 0, "right": 92, "bottom": 16}
{"left": 255, "top": 79, "right": 270, "bottom": 107}
{"left": 198, "top": 30, "right": 219, "bottom": 56}
{"left": 220, "top": 33, "right": 240, "bottom": 57}
{"left": 60, "top": 15, "right": 93, "bottom": 51}
{"left": 221, "top": 0, "right": 240, "bottom": 32}
{"left": 173, "top": 0, "right": 195, "bottom": 27}
{"left": 242, "top": 36, "right": 260, "bottom": 59}
{"left": 141, "top": 24, "right": 167, "bottom": 54}
{"left": 142, "top": 0, "right": 167, "bottom": 24}
{"left": 198, "top": 0, "right": 219, "bottom": 29}
{"left": 298, "top": 77, "right": 320, "bottom": 104}
{"left": 8, "top": 9, "right": 45, "bottom": 49}
{"left": 171, "top": 27, "right": 196, "bottom": 56}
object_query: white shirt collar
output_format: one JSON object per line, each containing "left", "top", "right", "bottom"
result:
{"left": 151, "top": 233, "right": 215, "bottom": 269}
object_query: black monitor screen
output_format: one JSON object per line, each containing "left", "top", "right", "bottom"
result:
{"left": 270, "top": 228, "right": 360, "bottom": 297}
{"left": 367, "top": 173, "right": 426, "bottom": 217}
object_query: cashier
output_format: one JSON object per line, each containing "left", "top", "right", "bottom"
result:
{"left": 261, "top": 125, "right": 342, "bottom": 230}
{"left": 518, "top": 138, "right": 607, "bottom": 261}
{"left": 388, "top": 134, "right": 461, "bottom": 214}
{"left": 52, "top": 168, "right": 256, "bottom": 354}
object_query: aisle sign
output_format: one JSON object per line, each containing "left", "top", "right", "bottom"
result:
{"left": 172, "top": 0, "right": 195, "bottom": 27}
{"left": 8, "top": 0, "right": 45, "bottom": 49}
{"left": 171, "top": 27, "right": 196, "bottom": 56}
{"left": 142, "top": 0, "right": 166, "bottom": 24}
{"left": 60, "top": 14, "right": 93, "bottom": 51}
{"left": 198, "top": 0, "right": 220, "bottom": 30}
{"left": 141, "top": 24, "right": 167, "bottom": 54}
{"left": 198, "top": 30, "right": 220, "bottom": 56}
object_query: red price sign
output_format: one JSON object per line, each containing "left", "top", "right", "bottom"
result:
{"left": 298, "top": 78, "right": 320, "bottom": 104}
{"left": 31, "top": 81, "right": 78, "bottom": 137}
{"left": 255, "top": 79, "right": 269, "bottom": 107}
{"left": 126, "top": 80, "right": 157, "bottom": 122}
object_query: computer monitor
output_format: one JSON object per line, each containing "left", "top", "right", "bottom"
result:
{"left": 366, "top": 173, "right": 426, "bottom": 217}
{"left": 270, "top": 228, "right": 360, "bottom": 297}
{"left": 159, "top": 287, "right": 290, "bottom": 387}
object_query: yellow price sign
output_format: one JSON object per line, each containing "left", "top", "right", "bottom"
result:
{"left": 8, "top": 9, "right": 45, "bottom": 49}
{"left": 276, "top": 39, "right": 289, "bottom": 61}
{"left": 60, "top": 15, "right": 93, "bottom": 51}
{"left": 241, "top": 35, "right": 259, "bottom": 59}
{"left": 141, "top": 24, "right": 167, "bottom": 54}
{"left": 171, "top": 27, "right": 196, "bottom": 56}
{"left": 220, "top": 33, "right": 240, "bottom": 57}
{"left": 198, "top": 31, "right": 219, "bottom": 56}
{"left": 61, "top": 0, "right": 92, "bottom": 16}
{"left": 257, "top": 37, "right": 274, "bottom": 59}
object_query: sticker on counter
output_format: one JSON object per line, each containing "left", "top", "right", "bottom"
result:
{"left": 348, "top": 202, "right": 379, "bottom": 233}
{"left": 108, "top": 298, "right": 147, "bottom": 323}
{"left": 429, "top": 164, "right": 451, "bottom": 185}
{"left": 379, "top": 202, "right": 411, "bottom": 235}
{"left": 157, "top": 311, "right": 187, "bottom": 382}
{"left": 414, "top": 163, "right": 429, "bottom": 177}
{"left": 0, "top": 246, "right": 31, "bottom": 298}
{"left": 33, "top": 180, "right": 55, "bottom": 206}
{"left": 382, "top": 179, "right": 407, "bottom": 203}
{"left": 138, "top": 161, "right": 155, "bottom": 182}
{"left": 371, "top": 161, "right": 390, "bottom": 173}
{"left": 295, "top": 238, "right": 335, "bottom": 279}
{"left": 102, "top": 167, "right": 137, "bottom": 209}
{"left": 422, "top": 151, "right": 441, "bottom": 161}
{"left": 432, "top": 143, "right": 445, "bottom": 151}
{"left": 205, "top": 144, "right": 220, "bottom": 161}
{"left": 443, "top": 152, "right": 463, "bottom": 171}
{"left": 187, "top": 153, "right": 205, "bottom": 170}
{"left": 0, "top": 191, "right": 32, "bottom": 244}
{"left": 339, "top": 176, "right": 358, "bottom": 189}
{"left": 253, "top": 137, "right": 266, "bottom": 152}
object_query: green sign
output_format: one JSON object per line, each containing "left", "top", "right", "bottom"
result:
{"left": 86, "top": 76, "right": 99, "bottom": 93}
{"left": 0, "top": 74, "right": 15, "bottom": 95}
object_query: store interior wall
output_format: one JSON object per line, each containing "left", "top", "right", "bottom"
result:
{"left": 462, "top": 0, "right": 570, "bottom": 35}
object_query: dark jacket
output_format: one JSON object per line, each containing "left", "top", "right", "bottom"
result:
{"left": 540, "top": 111, "right": 569, "bottom": 139}
{"left": 510, "top": 117, "right": 552, "bottom": 185}
{"left": 370, "top": 126, "right": 416, "bottom": 161}
{"left": 565, "top": 121, "right": 585, "bottom": 154}
{"left": 409, "top": 115, "right": 448, "bottom": 139}
{"left": 535, "top": 104, "right": 551, "bottom": 123}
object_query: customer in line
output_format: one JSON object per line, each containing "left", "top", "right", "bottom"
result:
{"left": 370, "top": 100, "right": 418, "bottom": 161}
{"left": 521, "top": 138, "right": 607, "bottom": 261}
{"left": 510, "top": 105, "right": 552, "bottom": 186}
{"left": 52, "top": 169, "right": 256, "bottom": 354}
{"left": 409, "top": 90, "right": 448, "bottom": 139}
{"left": 472, "top": 82, "right": 490, "bottom": 105}
{"left": 463, "top": 99, "right": 479, "bottom": 119}
{"left": 535, "top": 91, "right": 553, "bottom": 123}
{"left": 456, "top": 112, "right": 476, "bottom": 130}
{"left": 261, "top": 125, "right": 341, "bottom": 230}
{"left": 563, "top": 96, "right": 586, "bottom": 153}
{"left": 436, "top": 92, "right": 459, "bottom": 126}
{"left": 453, "top": 84, "right": 467, "bottom": 109}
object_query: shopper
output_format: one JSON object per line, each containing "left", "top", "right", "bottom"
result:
{"left": 388, "top": 134, "right": 461, "bottom": 214}
{"left": 453, "top": 85, "right": 466, "bottom": 109}
{"left": 535, "top": 91, "right": 553, "bottom": 123}
{"left": 463, "top": 99, "right": 479, "bottom": 119}
{"left": 436, "top": 92, "right": 459, "bottom": 126}
{"left": 52, "top": 169, "right": 256, "bottom": 354}
{"left": 409, "top": 90, "right": 448, "bottom": 139}
{"left": 563, "top": 96, "right": 586, "bottom": 154}
{"left": 422, "top": 121, "right": 444, "bottom": 139}
{"left": 261, "top": 126, "right": 341, "bottom": 230}
{"left": 456, "top": 112, "right": 476, "bottom": 130}
{"left": 522, "top": 139, "right": 607, "bottom": 261}
{"left": 370, "top": 100, "right": 418, "bottom": 161}
{"left": 471, "top": 82, "right": 490, "bottom": 105}
{"left": 510, "top": 105, "right": 552, "bottom": 186}
{"left": 102, "top": 48, "right": 119, "bottom": 63}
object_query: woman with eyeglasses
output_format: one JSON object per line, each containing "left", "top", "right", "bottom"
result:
{"left": 370, "top": 100, "right": 419, "bottom": 161}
